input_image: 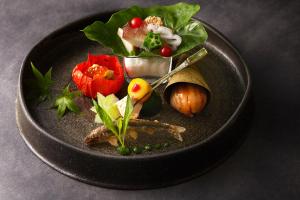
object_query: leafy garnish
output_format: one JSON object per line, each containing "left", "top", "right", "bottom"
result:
{"left": 117, "top": 118, "right": 123, "bottom": 134}
{"left": 121, "top": 95, "right": 133, "bottom": 138}
{"left": 92, "top": 95, "right": 133, "bottom": 149}
{"left": 92, "top": 99, "right": 118, "bottom": 135}
{"left": 90, "top": 93, "right": 120, "bottom": 123}
{"left": 175, "top": 20, "right": 208, "bottom": 56}
{"left": 144, "top": 2, "right": 200, "bottom": 31}
{"left": 82, "top": 2, "right": 207, "bottom": 57}
{"left": 30, "top": 62, "right": 53, "bottom": 103}
{"left": 54, "top": 84, "right": 81, "bottom": 118}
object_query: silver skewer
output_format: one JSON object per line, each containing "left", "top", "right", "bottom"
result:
{"left": 133, "top": 48, "right": 208, "bottom": 106}
{"left": 151, "top": 48, "right": 208, "bottom": 90}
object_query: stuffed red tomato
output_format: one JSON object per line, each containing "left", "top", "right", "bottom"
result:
{"left": 72, "top": 54, "right": 124, "bottom": 98}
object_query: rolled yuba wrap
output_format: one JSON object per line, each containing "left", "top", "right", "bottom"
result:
{"left": 164, "top": 64, "right": 210, "bottom": 117}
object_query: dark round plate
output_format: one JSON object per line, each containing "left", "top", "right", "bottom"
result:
{"left": 16, "top": 11, "right": 251, "bottom": 189}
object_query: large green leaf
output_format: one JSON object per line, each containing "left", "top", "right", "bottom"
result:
{"left": 174, "top": 20, "right": 208, "bottom": 56}
{"left": 83, "top": 6, "right": 145, "bottom": 56}
{"left": 144, "top": 2, "right": 200, "bottom": 31}
{"left": 82, "top": 2, "right": 207, "bottom": 57}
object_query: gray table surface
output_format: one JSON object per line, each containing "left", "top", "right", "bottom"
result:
{"left": 1, "top": 0, "right": 299, "bottom": 199}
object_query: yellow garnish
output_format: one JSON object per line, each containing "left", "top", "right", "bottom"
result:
{"left": 128, "top": 78, "right": 152, "bottom": 102}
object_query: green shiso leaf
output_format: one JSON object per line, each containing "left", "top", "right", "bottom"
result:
{"left": 82, "top": 2, "right": 207, "bottom": 57}
{"left": 143, "top": 2, "right": 200, "bottom": 31}
{"left": 83, "top": 6, "right": 144, "bottom": 57}
{"left": 174, "top": 20, "right": 208, "bottom": 56}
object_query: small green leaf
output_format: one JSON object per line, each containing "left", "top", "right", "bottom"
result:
{"left": 122, "top": 95, "right": 133, "bottom": 136}
{"left": 66, "top": 99, "right": 80, "bottom": 113}
{"left": 62, "top": 85, "right": 70, "bottom": 95}
{"left": 57, "top": 102, "right": 67, "bottom": 118}
{"left": 69, "top": 91, "right": 82, "bottom": 98}
{"left": 117, "top": 118, "right": 123, "bottom": 134}
{"left": 54, "top": 84, "right": 81, "bottom": 118}
{"left": 30, "top": 62, "right": 53, "bottom": 103}
{"left": 44, "top": 68, "right": 52, "bottom": 85}
{"left": 31, "top": 62, "right": 44, "bottom": 83}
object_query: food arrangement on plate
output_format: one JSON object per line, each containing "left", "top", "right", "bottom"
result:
{"left": 16, "top": 0, "right": 252, "bottom": 188}
{"left": 28, "top": 3, "right": 211, "bottom": 156}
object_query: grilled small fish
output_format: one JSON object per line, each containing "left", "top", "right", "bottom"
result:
{"left": 84, "top": 126, "right": 118, "bottom": 146}
{"left": 84, "top": 119, "right": 186, "bottom": 146}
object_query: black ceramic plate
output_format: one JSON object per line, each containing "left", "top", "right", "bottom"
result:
{"left": 16, "top": 12, "right": 251, "bottom": 189}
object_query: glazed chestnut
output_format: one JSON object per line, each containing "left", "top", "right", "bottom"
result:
{"left": 170, "top": 83, "right": 207, "bottom": 117}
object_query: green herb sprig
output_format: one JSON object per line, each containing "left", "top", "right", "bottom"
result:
{"left": 54, "top": 84, "right": 81, "bottom": 118}
{"left": 92, "top": 95, "right": 133, "bottom": 150}
{"left": 30, "top": 62, "right": 53, "bottom": 103}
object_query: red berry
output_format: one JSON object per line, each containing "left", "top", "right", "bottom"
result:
{"left": 131, "top": 83, "right": 141, "bottom": 92}
{"left": 129, "top": 17, "right": 143, "bottom": 28}
{"left": 160, "top": 45, "right": 172, "bottom": 57}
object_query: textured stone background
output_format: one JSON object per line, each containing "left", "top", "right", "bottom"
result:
{"left": 0, "top": 0, "right": 299, "bottom": 199}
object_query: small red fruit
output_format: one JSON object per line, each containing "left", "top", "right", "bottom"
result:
{"left": 160, "top": 45, "right": 172, "bottom": 57}
{"left": 129, "top": 17, "right": 143, "bottom": 28}
{"left": 131, "top": 83, "right": 141, "bottom": 92}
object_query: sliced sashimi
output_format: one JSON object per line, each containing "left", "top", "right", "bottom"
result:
{"left": 123, "top": 23, "right": 147, "bottom": 48}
